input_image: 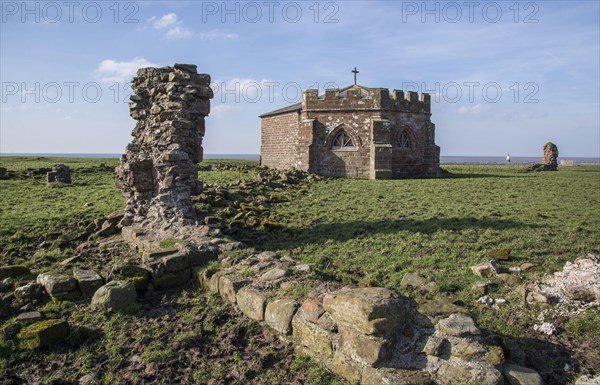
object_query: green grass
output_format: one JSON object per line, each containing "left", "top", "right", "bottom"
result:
{"left": 1, "top": 157, "right": 599, "bottom": 382}
{"left": 0, "top": 157, "right": 123, "bottom": 262}
{"left": 240, "top": 165, "right": 598, "bottom": 289}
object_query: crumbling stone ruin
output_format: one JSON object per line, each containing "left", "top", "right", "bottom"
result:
{"left": 526, "top": 141, "right": 559, "bottom": 172}
{"left": 104, "top": 65, "right": 549, "bottom": 384}
{"left": 542, "top": 141, "right": 559, "bottom": 170}
{"left": 46, "top": 164, "right": 71, "bottom": 184}
{"left": 116, "top": 64, "right": 213, "bottom": 230}
{"left": 260, "top": 84, "right": 440, "bottom": 179}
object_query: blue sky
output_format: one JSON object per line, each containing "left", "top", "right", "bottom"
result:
{"left": 1, "top": 1, "right": 599, "bottom": 157}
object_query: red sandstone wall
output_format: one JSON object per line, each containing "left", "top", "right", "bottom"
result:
{"left": 260, "top": 112, "right": 300, "bottom": 169}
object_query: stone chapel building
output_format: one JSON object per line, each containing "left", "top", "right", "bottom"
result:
{"left": 260, "top": 79, "right": 440, "bottom": 179}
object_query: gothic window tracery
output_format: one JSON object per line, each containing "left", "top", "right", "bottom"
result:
{"left": 331, "top": 131, "right": 356, "bottom": 150}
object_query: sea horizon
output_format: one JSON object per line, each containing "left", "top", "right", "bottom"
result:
{"left": 1, "top": 153, "right": 599, "bottom": 165}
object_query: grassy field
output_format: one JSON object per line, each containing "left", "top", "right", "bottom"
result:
{"left": 1, "top": 156, "right": 599, "bottom": 383}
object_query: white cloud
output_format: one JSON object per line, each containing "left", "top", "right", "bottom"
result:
{"left": 153, "top": 13, "right": 179, "bottom": 29}
{"left": 458, "top": 104, "right": 491, "bottom": 115}
{"left": 148, "top": 13, "right": 191, "bottom": 39}
{"left": 166, "top": 26, "right": 193, "bottom": 39}
{"left": 211, "top": 104, "right": 240, "bottom": 117}
{"left": 211, "top": 78, "right": 274, "bottom": 103}
{"left": 96, "top": 57, "right": 159, "bottom": 83}
{"left": 147, "top": 13, "right": 237, "bottom": 40}
{"left": 199, "top": 30, "right": 239, "bottom": 40}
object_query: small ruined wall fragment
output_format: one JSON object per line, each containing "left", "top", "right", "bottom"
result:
{"left": 46, "top": 164, "right": 71, "bottom": 184}
{"left": 116, "top": 64, "right": 213, "bottom": 229}
{"left": 526, "top": 141, "right": 559, "bottom": 172}
{"left": 542, "top": 142, "right": 559, "bottom": 170}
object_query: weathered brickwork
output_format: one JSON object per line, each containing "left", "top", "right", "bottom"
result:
{"left": 260, "top": 85, "right": 440, "bottom": 179}
{"left": 260, "top": 112, "right": 300, "bottom": 169}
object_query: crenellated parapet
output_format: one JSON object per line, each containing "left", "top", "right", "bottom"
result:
{"left": 302, "top": 86, "right": 431, "bottom": 114}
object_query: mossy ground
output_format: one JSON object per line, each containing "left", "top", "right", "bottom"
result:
{"left": 1, "top": 156, "right": 599, "bottom": 383}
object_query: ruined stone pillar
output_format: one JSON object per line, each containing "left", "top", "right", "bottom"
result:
{"left": 116, "top": 64, "right": 213, "bottom": 229}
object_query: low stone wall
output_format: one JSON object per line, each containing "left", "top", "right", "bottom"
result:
{"left": 196, "top": 251, "right": 540, "bottom": 385}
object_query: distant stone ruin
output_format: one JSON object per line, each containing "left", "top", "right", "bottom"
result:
{"left": 526, "top": 141, "right": 559, "bottom": 172}
{"left": 542, "top": 142, "right": 559, "bottom": 170}
{"left": 46, "top": 164, "right": 71, "bottom": 184}
{"left": 116, "top": 64, "right": 213, "bottom": 230}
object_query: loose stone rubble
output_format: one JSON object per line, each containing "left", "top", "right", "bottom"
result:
{"left": 197, "top": 251, "right": 541, "bottom": 385}
{"left": 46, "top": 164, "right": 72, "bottom": 184}
{"left": 526, "top": 254, "right": 599, "bottom": 336}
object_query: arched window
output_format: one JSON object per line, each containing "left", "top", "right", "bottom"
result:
{"left": 396, "top": 131, "right": 412, "bottom": 149}
{"left": 331, "top": 131, "right": 356, "bottom": 150}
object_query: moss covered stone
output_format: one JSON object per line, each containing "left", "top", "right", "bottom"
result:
{"left": 17, "top": 318, "right": 69, "bottom": 350}
{"left": 0, "top": 265, "right": 31, "bottom": 279}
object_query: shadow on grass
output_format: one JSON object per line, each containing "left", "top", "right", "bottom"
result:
{"left": 230, "top": 217, "right": 538, "bottom": 250}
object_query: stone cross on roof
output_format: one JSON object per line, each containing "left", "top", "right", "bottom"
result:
{"left": 352, "top": 67, "right": 359, "bottom": 85}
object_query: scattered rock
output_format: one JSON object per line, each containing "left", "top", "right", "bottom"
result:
{"left": 73, "top": 269, "right": 103, "bottom": 297}
{"left": 533, "top": 322, "right": 556, "bottom": 335}
{"left": 46, "top": 164, "right": 71, "bottom": 184}
{"left": 400, "top": 273, "right": 428, "bottom": 290}
{"left": 471, "top": 260, "right": 498, "bottom": 278}
{"left": 3, "top": 323, "right": 22, "bottom": 339}
{"left": 60, "top": 255, "right": 80, "bottom": 266}
{"left": 79, "top": 372, "right": 101, "bottom": 385}
{"left": 498, "top": 273, "right": 521, "bottom": 286}
{"left": 471, "top": 281, "right": 492, "bottom": 296}
{"left": 294, "top": 264, "right": 311, "bottom": 272}
{"left": 0, "top": 265, "right": 31, "bottom": 279}
{"left": 259, "top": 268, "right": 288, "bottom": 282}
{"left": 436, "top": 313, "right": 480, "bottom": 337}
{"left": 575, "top": 374, "right": 600, "bottom": 385}
{"left": 95, "top": 220, "right": 119, "bottom": 237}
{"left": 15, "top": 311, "right": 42, "bottom": 323}
{"left": 14, "top": 283, "right": 43, "bottom": 300}
{"left": 91, "top": 280, "right": 137, "bottom": 312}
{"left": 17, "top": 318, "right": 70, "bottom": 349}
{"left": 504, "top": 364, "right": 544, "bottom": 385}
{"left": 37, "top": 272, "right": 77, "bottom": 295}
{"left": 19, "top": 303, "right": 35, "bottom": 312}
{"left": 476, "top": 296, "right": 495, "bottom": 306}
{"left": 0, "top": 278, "right": 13, "bottom": 292}
{"left": 520, "top": 263, "right": 535, "bottom": 271}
